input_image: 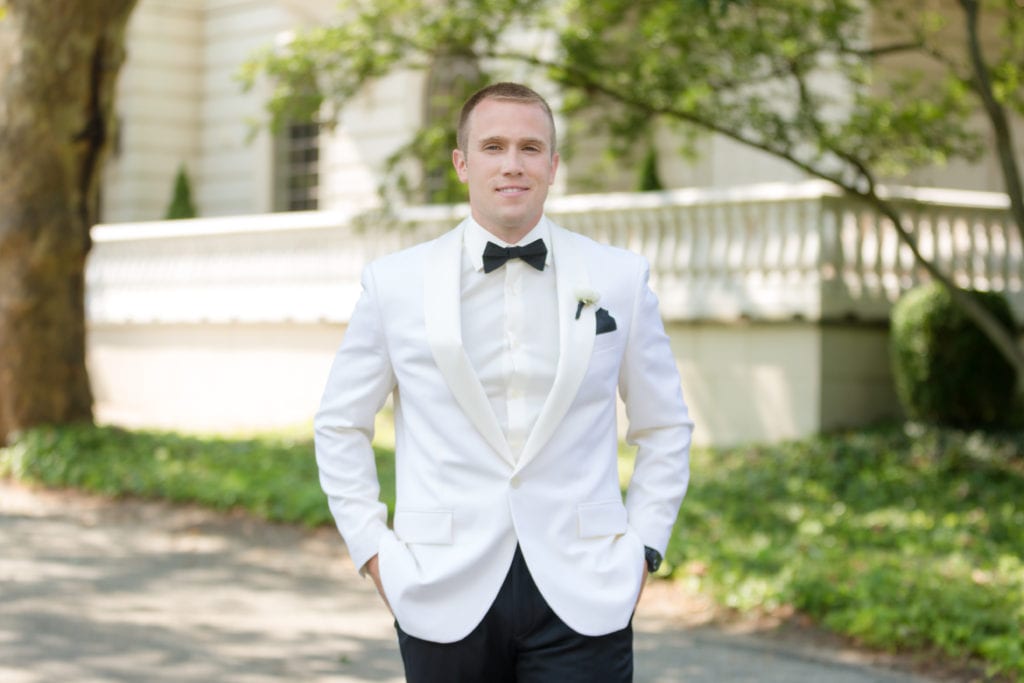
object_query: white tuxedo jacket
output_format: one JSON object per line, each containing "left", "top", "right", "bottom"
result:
{"left": 314, "top": 217, "right": 692, "bottom": 643}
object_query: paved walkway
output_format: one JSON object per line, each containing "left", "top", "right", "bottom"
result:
{"left": 0, "top": 480, "right": 950, "bottom": 683}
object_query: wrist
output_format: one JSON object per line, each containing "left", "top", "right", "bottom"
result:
{"left": 643, "top": 546, "right": 662, "bottom": 573}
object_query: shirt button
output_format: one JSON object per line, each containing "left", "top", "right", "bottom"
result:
{"left": 510, "top": 476, "right": 521, "bottom": 489}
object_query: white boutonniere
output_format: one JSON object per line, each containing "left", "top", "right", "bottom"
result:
{"left": 574, "top": 287, "right": 600, "bottom": 320}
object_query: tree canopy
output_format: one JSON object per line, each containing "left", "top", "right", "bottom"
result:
{"left": 244, "top": 0, "right": 1024, "bottom": 383}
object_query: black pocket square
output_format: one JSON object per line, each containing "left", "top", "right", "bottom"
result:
{"left": 595, "top": 308, "right": 617, "bottom": 335}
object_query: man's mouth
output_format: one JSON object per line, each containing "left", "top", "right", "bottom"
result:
{"left": 497, "top": 186, "right": 528, "bottom": 194}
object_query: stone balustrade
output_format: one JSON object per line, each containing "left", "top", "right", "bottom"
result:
{"left": 88, "top": 180, "right": 1020, "bottom": 326}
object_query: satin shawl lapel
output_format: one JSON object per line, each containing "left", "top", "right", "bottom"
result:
{"left": 515, "top": 224, "right": 595, "bottom": 473}
{"left": 423, "top": 223, "right": 513, "bottom": 466}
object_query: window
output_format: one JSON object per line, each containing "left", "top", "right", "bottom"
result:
{"left": 274, "top": 122, "right": 319, "bottom": 211}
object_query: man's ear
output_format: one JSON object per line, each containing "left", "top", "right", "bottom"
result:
{"left": 452, "top": 148, "right": 469, "bottom": 183}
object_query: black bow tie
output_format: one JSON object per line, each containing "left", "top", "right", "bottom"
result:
{"left": 482, "top": 239, "right": 548, "bottom": 273}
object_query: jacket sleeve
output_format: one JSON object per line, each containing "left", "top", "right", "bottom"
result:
{"left": 314, "top": 263, "right": 397, "bottom": 574}
{"left": 618, "top": 258, "right": 694, "bottom": 557}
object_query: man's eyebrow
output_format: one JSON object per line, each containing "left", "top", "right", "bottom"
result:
{"left": 477, "top": 135, "right": 548, "bottom": 149}
{"left": 518, "top": 137, "right": 548, "bottom": 148}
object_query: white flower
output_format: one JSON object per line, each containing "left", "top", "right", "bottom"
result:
{"left": 574, "top": 287, "right": 600, "bottom": 319}
{"left": 575, "top": 288, "right": 600, "bottom": 307}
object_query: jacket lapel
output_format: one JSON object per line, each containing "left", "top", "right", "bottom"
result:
{"left": 515, "top": 223, "right": 595, "bottom": 473}
{"left": 424, "top": 223, "right": 514, "bottom": 466}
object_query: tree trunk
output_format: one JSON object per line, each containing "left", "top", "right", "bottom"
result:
{"left": 960, "top": 0, "right": 1024, "bottom": 243}
{"left": 0, "top": 0, "right": 137, "bottom": 443}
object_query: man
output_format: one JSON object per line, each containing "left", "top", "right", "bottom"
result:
{"left": 314, "top": 82, "right": 693, "bottom": 682}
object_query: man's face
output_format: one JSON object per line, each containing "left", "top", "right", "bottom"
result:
{"left": 452, "top": 98, "right": 559, "bottom": 243}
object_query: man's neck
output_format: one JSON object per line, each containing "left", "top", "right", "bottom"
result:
{"left": 474, "top": 215, "right": 542, "bottom": 246}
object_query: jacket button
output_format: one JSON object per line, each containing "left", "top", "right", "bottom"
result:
{"left": 510, "top": 476, "right": 521, "bottom": 489}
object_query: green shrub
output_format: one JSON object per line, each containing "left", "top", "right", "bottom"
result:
{"left": 637, "top": 145, "right": 664, "bottom": 192}
{"left": 165, "top": 164, "right": 197, "bottom": 220}
{"left": 890, "top": 282, "right": 1017, "bottom": 428}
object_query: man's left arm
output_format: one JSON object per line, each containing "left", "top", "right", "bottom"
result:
{"left": 618, "top": 258, "right": 694, "bottom": 561}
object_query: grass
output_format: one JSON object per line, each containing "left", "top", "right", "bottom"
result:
{"left": 664, "top": 424, "right": 1024, "bottom": 681}
{"left": 0, "top": 423, "right": 393, "bottom": 527}
{"left": 2, "top": 421, "right": 1022, "bottom": 680}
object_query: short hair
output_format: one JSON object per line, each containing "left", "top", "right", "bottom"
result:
{"left": 456, "top": 82, "right": 556, "bottom": 154}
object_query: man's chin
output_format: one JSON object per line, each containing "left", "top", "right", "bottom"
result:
{"left": 476, "top": 213, "right": 520, "bottom": 232}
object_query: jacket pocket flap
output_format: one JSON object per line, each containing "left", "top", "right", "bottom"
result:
{"left": 394, "top": 510, "right": 453, "bottom": 544}
{"left": 577, "top": 500, "right": 628, "bottom": 539}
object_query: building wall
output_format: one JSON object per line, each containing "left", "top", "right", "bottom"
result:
{"left": 102, "top": 0, "right": 204, "bottom": 223}
{"left": 88, "top": 322, "right": 341, "bottom": 433}
{"left": 101, "top": 0, "right": 423, "bottom": 222}
{"left": 101, "top": 0, "right": 297, "bottom": 221}
{"left": 88, "top": 320, "right": 901, "bottom": 447}
{"left": 102, "top": 1, "right": 1023, "bottom": 224}
{"left": 819, "top": 324, "right": 902, "bottom": 432}
{"left": 199, "top": 0, "right": 289, "bottom": 216}
{"left": 100, "top": 0, "right": 852, "bottom": 222}
{"left": 318, "top": 72, "right": 427, "bottom": 213}
{"left": 668, "top": 323, "right": 823, "bottom": 446}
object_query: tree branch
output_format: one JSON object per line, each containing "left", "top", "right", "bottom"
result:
{"left": 838, "top": 40, "right": 924, "bottom": 59}
{"left": 483, "top": 46, "right": 1024, "bottom": 385}
{"left": 330, "top": 28, "right": 1024, "bottom": 384}
{"left": 960, "top": 0, "right": 1024, "bottom": 242}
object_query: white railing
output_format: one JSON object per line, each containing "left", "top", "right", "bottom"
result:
{"left": 821, "top": 187, "right": 1021, "bottom": 319}
{"left": 87, "top": 180, "right": 1021, "bottom": 325}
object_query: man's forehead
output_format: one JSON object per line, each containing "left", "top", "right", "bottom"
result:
{"left": 468, "top": 100, "right": 554, "bottom": 141}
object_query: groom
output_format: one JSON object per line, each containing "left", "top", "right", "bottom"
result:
{"left": 314, "top": 82, "right": 693, "bottom": 682}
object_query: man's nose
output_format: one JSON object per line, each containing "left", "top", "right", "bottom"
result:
{"left": 500, "top": 151, "right": 524, "bottom": 174}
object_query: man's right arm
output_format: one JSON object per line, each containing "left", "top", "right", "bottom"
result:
{"left": 313, "top": 265, "right": 397, "bottom": 575}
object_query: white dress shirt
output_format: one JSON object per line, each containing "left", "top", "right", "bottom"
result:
{"left": 461, "top": 218, "right": 559, "bottom": 459}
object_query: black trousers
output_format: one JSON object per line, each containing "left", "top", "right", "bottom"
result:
{"left": 394, "top": 546, "right": 633, "bottom": 683}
